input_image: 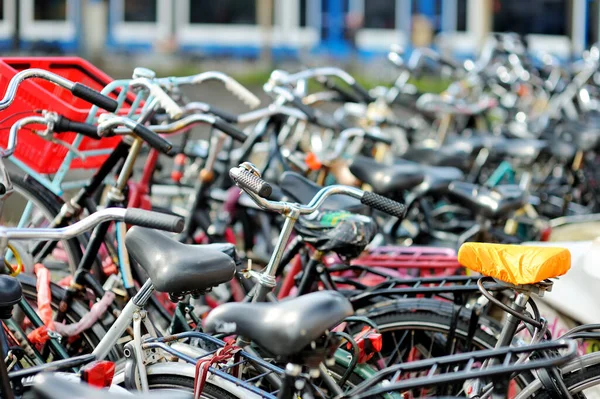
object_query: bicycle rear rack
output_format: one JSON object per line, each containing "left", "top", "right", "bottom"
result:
{"left": 344, "top": 271, "right": 504, "bottom": 308}
{"left": 343, "top": 339, "right": 578, "bottom": 399}
{"left": 145, "top": 332, "right": 286, "bottom": 399}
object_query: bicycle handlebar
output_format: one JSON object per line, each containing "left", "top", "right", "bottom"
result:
{"left": 111, "top": 113, "right": 248, "bottom": 143}
{"left": 229, "top": 164, "right": 405, "bottom": 218}
{"left": 0, "top": 69, "right": 118, "bottom": 112}
{"left": 0, "top": 208, "right": 184, "bottom": 241}
{"left": 130, "top": 77, "right": 184, "bottom": 119}
{"left": 98, "top": 116, "right": 173, "bottom": 154}
{"left": 156, "top": 71, "right": 260, "bottom": 109}
{"left": 269, "top": 67, "right": 374, "bottom": 103}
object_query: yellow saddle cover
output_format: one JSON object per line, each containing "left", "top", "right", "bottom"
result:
{"left": 458, "top": 243, "right": 571, "bottom": 285}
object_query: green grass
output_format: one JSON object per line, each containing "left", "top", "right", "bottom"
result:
{"left": 153, "top": 65, "right": 451, "bottom": 94}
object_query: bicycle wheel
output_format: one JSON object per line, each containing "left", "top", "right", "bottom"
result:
{"left": 14, "top": 273, "right": 119, "bottom": 361}
{"left": 523, "top": 363, "right": 600, "bottom": 399}
{"left": 366, "top": 309, "right": 498, "bottom": 367}
{"left": 147, "top": 374, "right": 239, "bottom": 399}
{"left": 5, "top": 173, "right": 83, "bottom": 274}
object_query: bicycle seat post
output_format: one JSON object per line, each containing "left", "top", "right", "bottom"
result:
{"left": 252, "top": 206, "right": 300, "bottom": 303}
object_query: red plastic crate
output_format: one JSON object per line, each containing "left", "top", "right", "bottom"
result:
{"left": 0, "top": 57, "right": 130, "bottom": 174}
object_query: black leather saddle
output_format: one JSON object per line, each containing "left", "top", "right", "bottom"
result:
{"left": 278, "top": 171, "right": 367, "bottom": 214}
{"left": 33, "top": 373, "right": 191, "bottom": 399}
{"left": 402, "top": 146, "right": 472, "bottom": 170}
{"left": 294, "top": 210, "right": 377, "bottom": 259}
{"left": 203, "top": 291, "right": 353, "bottom": 357}
{"left": 410, "top": 163, "right": 465, "bottom": 195}
{"left": 350, "top": 156, "right": 463, "bottom": 197}
{"left": 448, "top": 182, "right": 528, "bottom": 219}
{"left": 349, "top": 156, "right": 424, "bottom": 196}
{"left": 0, "top": 275, "right": 22, "bottom": 318}
{"left": 125, "top": 227, "right": 236, "bottom": 294}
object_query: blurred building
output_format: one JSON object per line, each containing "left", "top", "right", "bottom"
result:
{"left": 0, "top": 0, "right": 597, "bottom": 58}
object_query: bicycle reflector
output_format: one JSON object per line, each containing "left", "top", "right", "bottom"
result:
{"left": 81, "top": 360, "right": 115, "bottom": 388}
{"left": 540, "top": 226, "right": 552, "bottom": 242}
{"left": 348, "top": 326, "right": 383, "bottom": 363}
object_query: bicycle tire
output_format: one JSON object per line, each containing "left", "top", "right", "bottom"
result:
{"left": 528, "top": 363, "right": 600, "bottom": 399}
{"left": 360, "top": 299, "right": 500, "bottom": 371}
{"left": 147, "top": 374, "right": 240, "bottom": 398}
{"left": 16, "top": 273, "right": 120, "bottom": 361}
{"left": 7, "top": 173, "right": 83, "bottom": 274}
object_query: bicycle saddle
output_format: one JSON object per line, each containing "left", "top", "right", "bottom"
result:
{"left": 278, "top": 171, "right": 367, "bottom": 214}
{"left": 402, "top": 146, "right": 471, "bottom": 170}
{"left": 33, "top": 373, "right": 191, "bottom": 399}
{"left": 458, "top": 242, "right": 570, "bottom": 285}
{"left": 294, "top": 210, "right": 377, "bottom": 259}
{"left": 0, "top": 275, "right": 22, "bottom": 318}
{"left": 404, "top": 162, "right": 465, "bottom": 195}
{"left": 204, "top": 291, "right": 353, "bottom": 357}
{"left": 125, "top": 227, "right": 236, "bottom": 294}
{"left": 448, "top": 182, "right": 527, "bottom": 219}
{"left": 349, "top": 156, "right": 425, "bottom": 196}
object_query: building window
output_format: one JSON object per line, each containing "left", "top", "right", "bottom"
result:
{"left": 190, "top": 0, "right": 256, "bottom": 24}
{"left": 34, "top": 0, "right": 66, "bottom": 21}
{"left": 493, "top": 0, "right": 567, "bottom": 35}
{"left": 457, "top": 0, "right": 467, "bottom": 31}
{"left": 412, "top": 0, "right": 442, "bottom": 32}
{"left": 587, "top": 0, "right": 598, "bottom": 46}
{"left": 300, "top": 0, "right": 307, "bottom": 27}
{"left": 124, "top": 0, "right": 158, "bottom": 22}
{"left": 364, "top": 0, "right": 395, "bottom": 29}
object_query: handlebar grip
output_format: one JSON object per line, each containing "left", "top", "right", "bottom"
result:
{"left": 54, "top": 116, "right": 101, "bottom": 140}
{"left": 207, "top": 105, "right": 239, "bottom": 123}
{"left": 361, "top": 191, "right": 405, "bottom": 218}
{"left": 229, "top": 167, "right": 272, "bottom": 198}
{"left": 350, "top": 82, "right": 375, "bottom": 103}
{"left": 213, "top": 118, "right": 247, "bottom": 142}
{"left": 132, "top": 123, "right": 173, "bottom": 154}
{"left": 363, "top": 132, "right": 393, "bottom": 146}
{"left": 124, "top": 209, "right": 184, "bottom": 233}
{"left": 149, "top": 84, "right": 184, "bottom": 119}
{"left": 319, "top": 78, "right": 361, "bottom": 103}
{"left": 224, "top": 77, "right": 261, "bottom": 109}
{"left": 71, "top": 83, "right": 119, "bottom": 112}
{"left": 290, "top": 95, "right": 317, "bottom": 123}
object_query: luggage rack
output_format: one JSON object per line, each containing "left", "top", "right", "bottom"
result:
{"left": 342, "top": 339, "right": 578, "bottom": 399}
{"left": 337, "top": 269, "right": 504, "bottom": 308}
{"left": 350, "top": 246, "right": 462, "bottom": 277}
{"left": 145, "top": 331, "right": 288, "bottom": 399}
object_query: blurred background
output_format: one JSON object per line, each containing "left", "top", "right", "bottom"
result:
{"left": 0, "top": 0, "right": 597, "bottom": 81}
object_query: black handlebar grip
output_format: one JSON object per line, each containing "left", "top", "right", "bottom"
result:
{"left": 124, "top": 209, "right": 184, "bottom": 233}
{"left": 290, "top": 95, "right": 318, "bottom": 123}
{"left": 351, "top": 82, "right": 375, "bottom": 103}
{"left": 361, "top": 191, "right": 406, "bottom": 218}
{"left": 54, "top": 116, "right": 101, "bottom": 140}
{"left": 363, "top": 132, "right": 393, "bottom": 146}
{"left": 229, "top": 167, "right": 272, "bottom": 198}
{"left": 132, "top": 123, "right": 173, "bottom": 155}
{"left": 71, "top": 83, "right": 119, "bottom": 112}
{"left": 213, "top": 118, "right": 247, "bottom": 143}
{"left": 320, "top": 78, "right": 361, "bottom": 103}
{"left": 207, "top": 105, "right": 239, "bottom": 123}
